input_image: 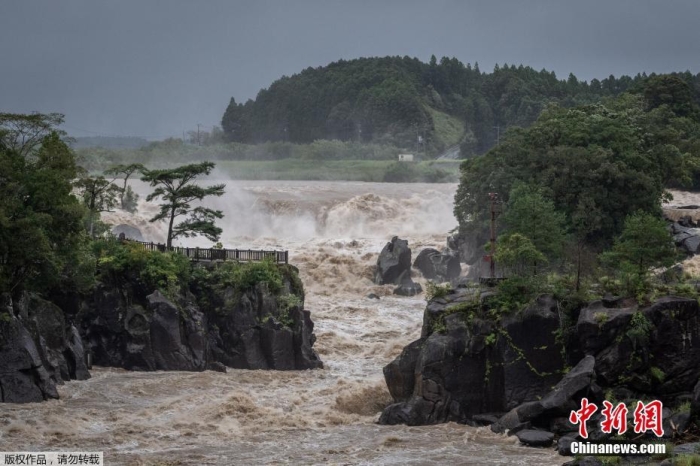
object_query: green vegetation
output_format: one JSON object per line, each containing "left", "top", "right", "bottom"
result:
{"left": 0, "top": 113, "right": 285, "bottom": 319}
{"left": 649, "top": 366, "right": 666, "bottom": 383}
{"left": 104, "top": 163, "right": 143, "bottom": 212}
{"left": 425, "top": 281, "right": 452, "bottom": 301}
{"left": 219, "top": 56, "right": 668, "bottom": 157}
{"left": 676, "top": 455, "right": 700, "bottom": 466}
{"left": 453, "top": 72, "right": 700, "bottom": 311}
{"left": 141, "top": 162, "right": 226, "bottom": 248}
{"left": 74, "top": 175, "right": 121, "bottom": 237}
{"left": 76, "top": 139, "right": 462, "bottom": 182}
{"left": 0, "top": 113, "right": 95, "bottom": 296}
{"left": 93, "top": 239, "right": 191, "bottom": 299}
{"left": 425, "top": 106, "right": 465, "bottom": 149}
{"left": 601, "top": 211, "right": 677, "bottom": 274}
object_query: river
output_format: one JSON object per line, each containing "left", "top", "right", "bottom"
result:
{"left": 0, "top": 181, "right": 564, "bottom": 465}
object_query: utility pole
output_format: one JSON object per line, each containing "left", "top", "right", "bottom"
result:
{"left": 493, "top": 125, "right": 501, "bottom": 145}
{"left": 197, "top": 123, "right": 202, "bottom": 146}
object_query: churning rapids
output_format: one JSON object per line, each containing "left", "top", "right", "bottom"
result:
{"left": 0, "top": 181, "right": 564, "bottom": 465}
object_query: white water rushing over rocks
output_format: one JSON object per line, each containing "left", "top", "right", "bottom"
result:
{"left": 0, "top": 181, "right": 564, "bottom": 465}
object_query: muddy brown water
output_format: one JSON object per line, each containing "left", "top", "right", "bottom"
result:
{"left": 0, "top": 181, "right": 564, "bottom": 465}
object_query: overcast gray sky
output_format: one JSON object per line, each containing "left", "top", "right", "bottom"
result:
{"left": 1, "top": 0, "right": 698, "bottom": 139}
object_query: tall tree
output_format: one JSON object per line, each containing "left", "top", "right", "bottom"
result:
{"left": 501, "top": 182, "right": 566, "bottom": 261}
{"left": 141, "top": 162, "right": 225, "bottom": 248}
{"left": 603, "top": 211, "right": 677, "bottom": 275}
{"left": 0, "top": 114, "right": 90, "bottom": 296}
{"left": 104, "top": 163, "right": 144, "bottom": 212}
{"left": 74, "top": 175, "right": 121, "bottom": 237}
{"left": 0, "top": 112, "right": 66, "bottom": 157}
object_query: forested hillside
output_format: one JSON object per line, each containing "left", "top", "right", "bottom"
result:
{"left": 221, "top": 55, "right": 700, "bottom": 156}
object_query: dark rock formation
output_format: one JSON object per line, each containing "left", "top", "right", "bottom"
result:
{"left": 515, "top": 429, "right": 555, "bottom": 447}
{"left": 206, "top": 281, "right": 322, "bottom": 370}
{"left": 413, "top": 248, "right": 461, "bottom": 282}
{"left": 393, "top": 279, "right": 423, "bottom": 296}
{"left": 80, "top": 285, "right": 206, "bottom": 371}
{"left": 380, "top": 288, "right": 700, "bottom": 455}
{"left": 1, "top": 261, "right": 321, "bottom": 403}
{"left": 81, "top": 278, "right": 322, "bottom": 372}
{"left": 670, "top": 222, "right": 700, "bottom": 255}
{"left": 375, "top": 236, "right": 412, "bottom": 285}
{"left": 447, "top": 230, "right": 488, "bottom": 265}
{"left": 380, "top": 289, "right": 565, "bottom": 425}
{"left": 0, "top": 293, "right": 89, "bottom": 403}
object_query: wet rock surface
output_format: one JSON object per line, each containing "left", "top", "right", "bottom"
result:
{"left": 374, "top": 236, "right": 412, "bottom": 285}
{"left": 0, "top": 293, "right": 88, "bottom": 403}
{"left": 82, "top": 279, "right": 322, "bottom": 372}
{"left": 380, "top": 288, "right": 700, "bottom": 457}
{"left": 413, "top": 248, "right": 461, "bottom": 282}
{"left": 1, "top": 264, "right": 322, "bottom": 403}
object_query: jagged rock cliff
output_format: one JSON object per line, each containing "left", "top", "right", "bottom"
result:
{"left": 379, "top": 287, "right": 700, "bottom": 439}
{"left": 0, "top": 293, "right": 89, "bottom": 403}
{"left": 0, "top": 262, "right": 322, "bottom": 403}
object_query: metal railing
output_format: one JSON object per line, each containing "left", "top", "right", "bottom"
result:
{"left": 129, "top": 240, "right": 288, "bottom": 264}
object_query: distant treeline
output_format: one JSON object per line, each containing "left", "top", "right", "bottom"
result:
{"left": 220, "top": 55, "right": 700, "bottom": 156}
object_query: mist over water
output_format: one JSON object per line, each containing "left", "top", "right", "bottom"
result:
{"left": 0, "top": 180, "right": 564, "bottom": 465}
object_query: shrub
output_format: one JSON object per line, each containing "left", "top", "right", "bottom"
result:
{"left": 93, "top": 239, "right": 191, "bottom": 299}
{"left": 425, "top": 281, "right": 452, "bottom": 301}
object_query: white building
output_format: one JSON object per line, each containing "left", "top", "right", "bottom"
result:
{"left": 398, "top": 153, "right": 414, "bottom": 162}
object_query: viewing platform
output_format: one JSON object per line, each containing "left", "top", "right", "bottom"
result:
{"left": 127, "top": 239, "right": 289, "bottom": 264}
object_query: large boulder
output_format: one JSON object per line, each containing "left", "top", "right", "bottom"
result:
{"left": 670, "top": 222, "right": 700, "bottom": 255}
{"left": 393, "top": 278, "right": 423, "bottom": 296}
{"left": 375, "top": 236, "right": 412, "bottom": 285}
{"left": 413, "top": 248, "right": 461, "bottom": 282}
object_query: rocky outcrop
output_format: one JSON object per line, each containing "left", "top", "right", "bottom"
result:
{"left": 413, "top": 248, "right": 461, "bottom": 283}
{"left": 670, "top": 221, "right": 700, "bottom": 255}
{"left": 1, "top": 262, "right": 322, "bottom": 403}
{"left": 379, "top": 290, "right": 565, "bottom": 425}
{"left": 380, "top": 290, "right": 700, "bottom": 450}
{"left": 375, "top": 236, "right": 412, "bottom": 285}
{"left": 80, "top": 277, "right": 322, "bottom": 372}
{"left": 447, "top": 230, "right": 489, "bottom": 265}
{"left": 79, "top": 285, "right": 207, "bottom": 371}
{"left": 205, "top": 281, "right": 322, "bottom": 370}
{"left": 0, "top": 293, "right": 88, "bottom": 403}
